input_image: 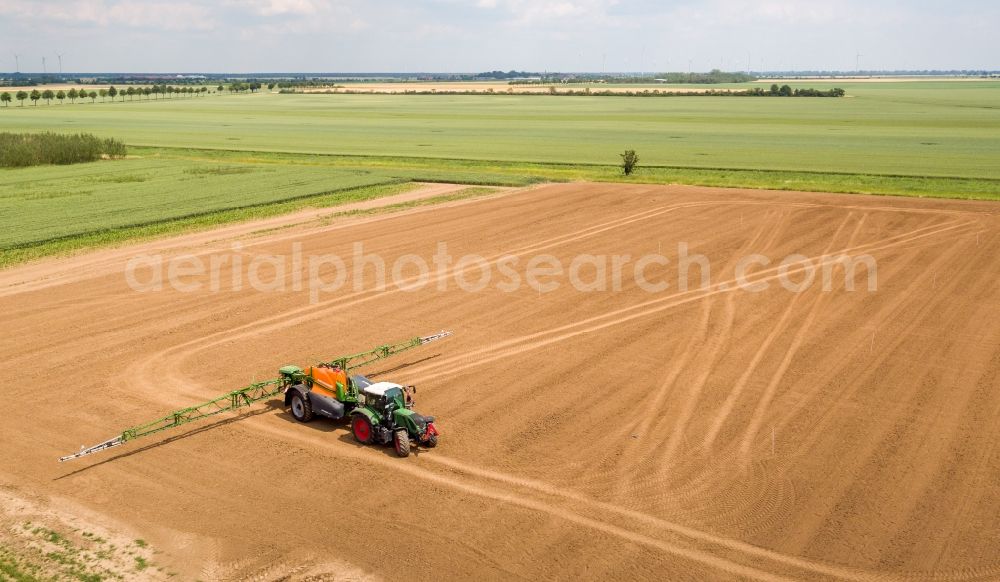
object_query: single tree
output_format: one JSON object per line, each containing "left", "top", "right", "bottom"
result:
{"left": 217, "top": 84, "right": 224, "bottom": 92}
{"left": 67, "top": 88, "right": 78, "bottom": 103}
{"left": 620, "top": 149, "right": 639, "bottom": 176}
{"left": 108, "top": 86, "right": 118, "bottom": 101}
{"left": 267, "top": 82, "right": 275, "bottom": 90}
{"left": 42, "top": 89, "right": 55, "bottom": 105}
{"left": 99, "top": 88, "right": 108, "bottom": 102}
{"left": 0, "top": 92, "right": 10, "bottom": 107}
{"left": 126, "top": 86, "right": 136, "bottom": 100}
{"left": 770, "top": 83, "right": 780, "bottom": 95}
{"left": 16, "top": 90, "right": 28, "bottom": 106}
{"left": 779, "top": 84, "right": 792, "bottom": 97}
{"left": 143, "top": 87, "right": 151, "bottom": 99}
{"left": 30, "top": 89, "right": 41, "bottom": 105}
{"left": 56, "top": 90, "right": 66, "bottom": 104}
{"left": 89, "top": 91, "right": 97, "bottom": 103}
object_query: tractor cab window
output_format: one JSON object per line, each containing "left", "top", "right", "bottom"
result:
{"left": 363, "top": 392, "right": 382, "bottom": 407}
{"left": 384, "top": 387, "right": 403, "bottom": 407}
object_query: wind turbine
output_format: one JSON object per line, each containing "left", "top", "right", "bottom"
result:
{"left": 57, "top": 53, "right": 63, "bottom": 75}
{"left": 13, "top": 53, "right": 19, "bottom": 73}
{"left": 856, "top": 52, "right": 863, "bottom": 74}
{"left": 42, "top": 56, "right": 47, "bottom": 74}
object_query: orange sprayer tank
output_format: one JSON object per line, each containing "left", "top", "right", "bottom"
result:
{"left": 304, "top": 366, "right": 349, "bottom": 400}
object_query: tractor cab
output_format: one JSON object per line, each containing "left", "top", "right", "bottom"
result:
{"left": 361, "top": 381, "right": 406, "bottom": 411}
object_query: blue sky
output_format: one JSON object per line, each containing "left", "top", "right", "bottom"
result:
{"left": 1, "top": 0, "right": 996, "bottom": 73}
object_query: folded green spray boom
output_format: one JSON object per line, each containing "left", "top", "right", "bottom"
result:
{"left": 59, "top": 332, "right": 452, "bottom": 462}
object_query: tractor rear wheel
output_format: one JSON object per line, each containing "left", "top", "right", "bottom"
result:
{"left": 290, "top": 391, "right": 314, "bottom": 423}
{"left": 352, "top": 415, "right": 373, "bottom": 444}
{"left": 394, "top": 430, "right": 411, "bottom": 458}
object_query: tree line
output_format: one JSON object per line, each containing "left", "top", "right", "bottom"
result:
{"left": 0, "top": 84, "right": 214, "bottom": 107}
{"left": 0, "top": 132, "right": 126, "bottom": 168}
{"left": 223, "top": 81, "right": 266, "bottom": 92}
{"left": 514, "top": 70, "right": 759, "bottom": 85}
{"left": 307, "top": 85, "right": 846, "bottom": 98}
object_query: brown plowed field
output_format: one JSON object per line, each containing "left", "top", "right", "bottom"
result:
{"left": 2, "top": 183, "right": 998, "bottom": 581}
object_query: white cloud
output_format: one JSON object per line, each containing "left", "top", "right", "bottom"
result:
{"left": 0, "top": 0, "right": 215, "bottom": 31}
{"left": 108, "top": 1, "right": 215, "bottom": 30}
{"left": 470, "top": 0, "right": 623, "bottom": 27}
{"left": 244, "top": 0, "right": 323, "bottom": 16}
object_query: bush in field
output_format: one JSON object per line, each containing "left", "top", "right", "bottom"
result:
{"left": 0, "top": 133, "right": 127, "bottom": 168}
{"left": 620, "top": 149, "right": 639, "bottom": 176}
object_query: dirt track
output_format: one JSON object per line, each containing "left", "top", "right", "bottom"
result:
{"left": 2, "top": 183, "right": 998, "bottom": 580}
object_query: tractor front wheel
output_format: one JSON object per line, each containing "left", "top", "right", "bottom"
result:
{"left": 394, "top": 430, "right": 411, "bottom": 458}
{"left": 290, "top": 391, "right": 314, "bottom": 423}
{"left": 425, "top": 434, "right": 438, "bottom": 448}
{"left": 352, "top": 415, "right": 373, "bottom": 444}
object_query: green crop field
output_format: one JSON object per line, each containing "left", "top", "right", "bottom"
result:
{"left": 1, "top": 79, "right": 998, "bottom": 266}
{"left": 2, "top": 81, "right": 998, "bottom": 178}
{"left": 0, "top": 159, "right": 402, "bottom": 248}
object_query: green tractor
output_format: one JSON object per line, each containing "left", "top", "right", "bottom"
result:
{"left": 279, "top": 362, "right": 439, "bottom": 458}
{"left": 350, "top": 377, "right": 438, "bottom": 457}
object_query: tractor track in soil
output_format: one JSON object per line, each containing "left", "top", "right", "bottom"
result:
{"left": 1, "top": 183, "right": 998, "bottom": 581}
